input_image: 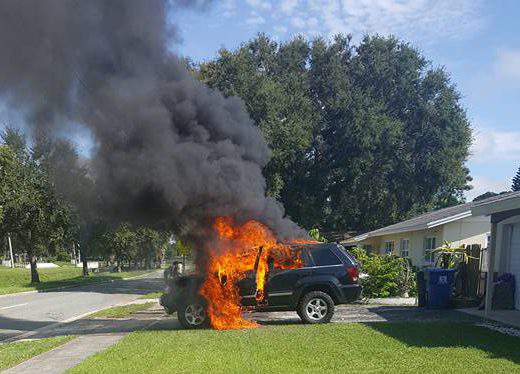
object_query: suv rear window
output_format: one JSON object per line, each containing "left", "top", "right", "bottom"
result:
{"left": 336, "top": 245, "right": 357, "bottom": 266}
{"left": 311, "top": 246, "right": 342, "bottom": 266}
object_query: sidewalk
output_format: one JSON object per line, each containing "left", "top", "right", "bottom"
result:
{"left": 3, "top": 303, "right": 176, "bottom": 374}
{"left": 4, "top": 334, "right": 125, "bottom": 374}
{"left": 457, "top": 307, "right": 520, "bottom": 329}
{"left": 363, "top": 297, "right": 417, "bottom": 306}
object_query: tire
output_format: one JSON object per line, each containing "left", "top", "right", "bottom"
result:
{"left": 297, "top": 291, "right": 334, "bottom": 324}
{"left": 177, "top": 298, "right": 209, "bottom": 329}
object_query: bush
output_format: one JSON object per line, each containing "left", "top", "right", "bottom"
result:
{"left": 350, "top": 247, "right": 416, "bottom": 298}
{"left": 53, "top": 250, "right": 71, "bottom": 262}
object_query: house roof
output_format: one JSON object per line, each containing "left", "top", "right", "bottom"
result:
{"left": 348, "top": 193, "right": 513, "bottom": 243}
{"left": 471, "top": 191, "right": 520, "bottom": 216}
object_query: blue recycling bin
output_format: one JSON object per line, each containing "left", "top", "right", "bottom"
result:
{"left": 424, "top": 268, "right": 455, "bottom": 309}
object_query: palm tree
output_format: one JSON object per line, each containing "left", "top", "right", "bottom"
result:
{"left": 432, "top": 241, "right": 473, "bottom": 269}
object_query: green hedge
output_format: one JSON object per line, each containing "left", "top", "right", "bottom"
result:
{"left": 350, "top": 247, "right": 416, "bottom": 298}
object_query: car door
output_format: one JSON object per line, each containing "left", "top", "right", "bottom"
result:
{"left": 237, "top": 270, "right": 257, "bottom": 307}
{"left": 265, "top": 250, "right": 314, "bottom": 307}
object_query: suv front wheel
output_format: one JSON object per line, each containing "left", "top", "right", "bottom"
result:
{"left": 297, "top": 291, "right": 335, "bottom": 324}
{"left": 178, "top": 298, "right": 209, "bottom": 329}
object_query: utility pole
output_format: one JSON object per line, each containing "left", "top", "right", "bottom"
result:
{"left": 72, "top": 242, "right": 77, "bottom": 265}
{"left": 7, "top": 233, "right": 14, "bottom": 268}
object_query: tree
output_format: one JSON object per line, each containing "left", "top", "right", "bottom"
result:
{"left": 32, "top": 133, "right": 95, "bottom": 275}
{"left": 198, "top": 34, "right": 317, "bottom": 198}
{"left": 513, "top": 166, "right": 520, "bottom": 192}
{"left": 0, "top": 128, "right": 51, "bottom": 282}
{"left": 106, "top": 223, "right": 137, "bottom": 272}
{"left": 473, "top": 192, "right": 497, "bottom": 201}
{"left": 1, "top": 128, "right": 83, "bottom": 282}
{"left": 198, "top": 34, "right": 472, "bottom": 233}
{"left": 136, "top": 227, "right": 159, "bottom": 269}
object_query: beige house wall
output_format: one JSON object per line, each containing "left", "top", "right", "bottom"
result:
{"left": 442, "top": 216, "right": 490, "bottom": 248}
{"left": 354, "top": 216, "right": 490, "bottom": 267}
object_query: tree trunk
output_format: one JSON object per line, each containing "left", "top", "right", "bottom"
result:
{"left": 27, "top": 230, "right": 40, "bottom": 283}
{"left": 30, "top": 255, "right": 40, "bottom": 283}
{"left": 82, "top": 258, "right": 89, "bottom": 276}
{"left": 7, "top": 234, "right": 14, "bottom": 268}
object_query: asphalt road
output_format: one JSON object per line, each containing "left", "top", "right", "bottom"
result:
{"left": 0, "top": 271, "right": 164, "bottom": 341}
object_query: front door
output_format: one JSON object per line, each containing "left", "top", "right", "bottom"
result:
{"left": 265, "top": 250, "right": 313, "bottom": 307}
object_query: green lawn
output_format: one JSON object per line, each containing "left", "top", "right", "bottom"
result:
{"left": 0, "top": 266, "right": 154, "bottom": 295}
{"left": 0, "top": 336, "right": 74, "bottom": 371}
{"left": 138, "top": 291, "right": 163, "bottom": 299}
{"left": 68, "top": 322, "right": 520, "bottom": 374}
{"left": 89, "top": 302, "right": 156, "bottom": 319}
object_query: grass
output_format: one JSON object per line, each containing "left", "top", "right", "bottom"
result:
{"left": 138, "top": 291, "right": 163, "bottom": 299}
{"left": 0, "top": 336, "right": 74, "bottom": 371}
{"left": 89, "top": 302, "right": 156, "bottom": 319}
{"left": 0, "top": 266, "right": 154, "bottom": 295}
{"left": 68, "top": 322, "right": 520, "bottom": 374}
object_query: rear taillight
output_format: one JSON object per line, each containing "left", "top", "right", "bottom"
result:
{"left": 346, "top": 266, "right": 359, "bottom": 282}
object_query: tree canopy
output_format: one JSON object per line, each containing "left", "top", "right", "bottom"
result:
{"left": 198, "top": 34, "right": 472, "bottom": 234}
{"left": 512, "top": 166, "right": 520, "bottom": 192}
{"left": 0, "top": 127, "right": 169, "bottom": 279}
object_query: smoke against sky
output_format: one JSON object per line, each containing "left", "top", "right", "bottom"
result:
{"left": 0, "top": 0, "right": 303, "bottom": 239}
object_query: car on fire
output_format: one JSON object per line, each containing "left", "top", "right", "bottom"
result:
{"left": 160, "top": 243, "right": 362, "bottom": 328}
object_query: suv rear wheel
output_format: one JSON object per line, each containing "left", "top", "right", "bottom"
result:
{"left": 178, "top": 298, "right": 209, "bottom": 329}
{"left": 297, "top": 291, "right": 334, "bottom": 324}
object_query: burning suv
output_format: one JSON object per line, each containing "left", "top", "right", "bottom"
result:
{"left": 160, "top": 243, "right": 362, "bottom": 329}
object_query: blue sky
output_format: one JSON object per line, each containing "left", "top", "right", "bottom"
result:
{"left": 1, "top": 1, "right": 518, "bottom": 201}
{"left": 170, "top": 0, "right": 520, "bottom": 200}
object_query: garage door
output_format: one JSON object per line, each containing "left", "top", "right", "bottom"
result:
{"left": 510, "top": 223, "right": 520, "bottom": 310}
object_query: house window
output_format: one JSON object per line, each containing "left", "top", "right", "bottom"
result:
{"left": 383, "top": 241, "right": 395, "bottom": 254}
{"left": 399, "top": 239, "right": 410, "bottom": 258}
{"left": 363, "top": 244, "right": 373, "bottom": 253}
{"left": 424, "top": 237, "right": 437, "bottom": 263}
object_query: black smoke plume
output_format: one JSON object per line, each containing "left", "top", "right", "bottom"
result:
{"left": 0, "top": 0, "right": 303, "bottom": 241}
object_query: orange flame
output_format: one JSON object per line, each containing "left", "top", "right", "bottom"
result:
{"left": 199, "top": 216, "right": 302, "bottom": 330}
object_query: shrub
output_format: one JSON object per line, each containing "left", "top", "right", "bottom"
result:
{"left": 53, "top": 250, "right": 71, "bottom": 262}
{"left": 350, "top": 247, "right": 416, "bottom": 298}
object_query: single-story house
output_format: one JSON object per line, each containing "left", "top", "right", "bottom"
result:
{"left": 347, "top": 198, "right": 494, "bottom": 267}
{"left": 471, "top": 191, "right": 520, "bottom": 312}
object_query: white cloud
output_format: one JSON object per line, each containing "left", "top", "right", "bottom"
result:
{"left": 274, "top": 25, "right": 288, "bottom": 34}
{"left": 280, "top": 0, "right": 299, "bottom": 14}
{"left": 471, "top": 126, "right": 520, "bottom": 164}
{"left": 466, "top": 175, "right": 511, "bottom": 201}
{"left": 246, "top": 0, "right": 272, "bottom": 11}
{"left": 241, "top": 0, "right": 483, "bottom": 43}
{"left": 291, "top": 16, "right": 306, "bottom": 29}
{"left": 220, "top": 0, "right": 237, "bottom": 18}
{"left": 494, "top": 49, "right": 520, "bottom": 81}
{"left": 246, "top": 13, "right": 266, "bottom": 26}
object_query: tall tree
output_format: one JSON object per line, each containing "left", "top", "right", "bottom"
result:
{"left": 32, "top": 133, "right": 96, "bottom": 275}
{"left": 198, "top": 34, "right": 472, "bottom": 233}
{"left": 513, "top": 166, "right": 520, "bottom": 192}
{"left": 1, "top": 128, "right": 50, "bottom": 282}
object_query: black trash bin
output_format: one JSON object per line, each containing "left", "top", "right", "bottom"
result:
{"left": 492, "top": 273, "right": 516, "bottom": 309}
{"left": 417, "top": 270, "right": 426, "bottom": 307}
